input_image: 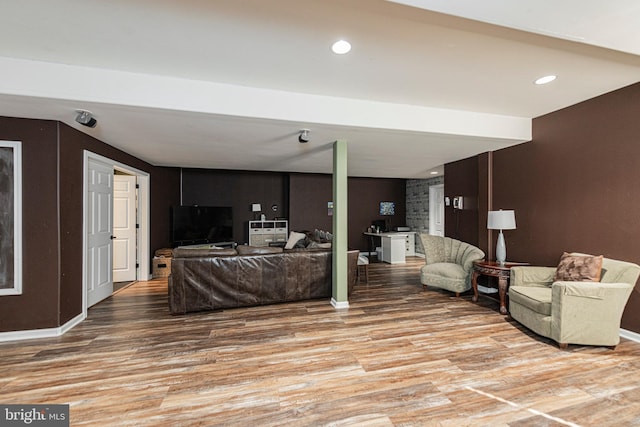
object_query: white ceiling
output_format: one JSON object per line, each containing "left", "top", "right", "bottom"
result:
{"left": 0, "top": 0, "right": 638, "bottom": 178}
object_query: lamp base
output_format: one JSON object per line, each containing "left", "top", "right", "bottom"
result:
{"left": 496, "top": 230, "right": 506, "bottom": 265}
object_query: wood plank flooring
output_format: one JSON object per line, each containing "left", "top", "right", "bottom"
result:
{"left": 2, "top": 257, "right": 640, "bottom": 426}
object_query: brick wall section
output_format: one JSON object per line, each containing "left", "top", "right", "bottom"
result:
{"left": 406, "top": 176, "right": 444, "bottom": 254}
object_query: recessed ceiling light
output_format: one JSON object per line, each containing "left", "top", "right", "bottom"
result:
{"left": 430, "top": 171, "right": 439, "bottom": 175}
{"left": 331, "top": 40, "right": 351, "bottom": 55}
{"left": 534, "top": 75, "right": 557, "bottom": 85}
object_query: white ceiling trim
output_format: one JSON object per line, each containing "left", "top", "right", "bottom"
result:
{"left": 0, "top": 56, "right": 531, "bottom": 143}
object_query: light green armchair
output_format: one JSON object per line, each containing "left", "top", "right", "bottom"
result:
{"left": 419, "top": 234, "right": 485, "bottom": 296}
{"left": 509, "top": 255, "right": 640, "bottom": 349}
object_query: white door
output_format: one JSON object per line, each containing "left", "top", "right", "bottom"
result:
{"left": 87, "top": 159, "right": 114, "bottom": 307}
{"left": 113, "top": 174, "right": 137, "bottom": 282}
{"left": 429, "top": 184, "right": 445, "bottom": 236}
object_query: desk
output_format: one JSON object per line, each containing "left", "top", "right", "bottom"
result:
{"left": 381, "top": 234, "right": 406, "bottom": 264}
{"left": 471, "top": 260, "right": 529, "bottom": 314}
{"left": 363, "top": 232, "right": 411, "bottom": 264}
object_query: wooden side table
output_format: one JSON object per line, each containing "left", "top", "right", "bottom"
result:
{"left": 472, "top": 260, "right": 529, "bottom": 315}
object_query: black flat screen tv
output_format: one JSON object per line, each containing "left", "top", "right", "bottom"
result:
{"left": 170, "top": 205, "right": 233, "bottom": 247}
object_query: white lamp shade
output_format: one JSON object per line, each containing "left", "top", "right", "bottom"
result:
{"left": 487, "top": 210, "right": 516, "bottom": 230}
{"left": 251, "top": 203, "right": 262, "bottom": 212}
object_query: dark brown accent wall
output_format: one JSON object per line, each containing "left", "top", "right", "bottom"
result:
{"left": 348, "top": 177, "right": 406, "bottom": 251}
{"left": 151, "top": 167, "right": 182, "bottom": 251}
{"left": 444, "top": 156, "right": 480, "bottom": 245}
{"left": 445, "top": 82, "right": 640, "bottom": 333}
{"left": 288, "top": 173, "right": 406, "bottom": 251}
{"left": 0, "top": 117, "right": 60, "bottom": 331}
{"left": 181, "top": 169, "right": 288, "bottom": 245}
{"left": 180, "top": 171, "right": 406, "bottom": 251}
{"left": 0, "top": 116, "right": 180, "bottom": 333}
{"left": 288, "top": 173, "right": 333, "bottom": 233}
{"left": 493, "top": 82, "right": 640, "bottom": 332}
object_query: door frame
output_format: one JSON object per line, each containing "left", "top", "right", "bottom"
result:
{"left": 429, "top": 184, "right": 445, "bottom": 236}
{"left": 113, "top": 173, "right": 138, "bottom": 283}
{"left": 82, "top": 150, "right": 150, "bottom": 318}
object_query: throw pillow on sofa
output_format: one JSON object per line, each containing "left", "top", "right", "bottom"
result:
{"left": 284, "top": 231, "right": 307, "bottom": 249}
{"left": 313, "top": 229, "right": 333, "bottom": 243}
{"left": 553, "top": 252, "right": 604, "bottom": 282}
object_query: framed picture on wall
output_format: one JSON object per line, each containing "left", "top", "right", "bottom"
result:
{"left": 379, "top": 201, "right": 395, "bottom": 216}
{"left": 0, "top": 140, "right": 22, "bottom": 295}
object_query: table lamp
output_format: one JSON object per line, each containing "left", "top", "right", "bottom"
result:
{"left": 251, "top": 203, "right": 261, "bottom": 220}
{"left": 487, "top": 210, "right": 516, "bottom": 265}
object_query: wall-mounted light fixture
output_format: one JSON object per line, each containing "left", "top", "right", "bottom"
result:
{"left": 75, "top": 109, "right": 97, "bottom": 128}
{"left": 453, "top": 196, "right": 464, "bottom": 209}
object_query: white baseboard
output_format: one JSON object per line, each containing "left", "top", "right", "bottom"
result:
{"left": 0, "top": 312, "right": 85, "bottom": 343}
{"left": 331, "top": 298, "right": 349, "bottom": 309}
{"left": 620, "top": 328, "right": 640, "bottom": 343}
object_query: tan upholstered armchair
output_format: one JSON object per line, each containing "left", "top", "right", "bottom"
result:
{"left": 509, "top": 254, "right": 640, "bottom": 349}
{"left": 419, "top": 234, "right": 485, "bottom": 296}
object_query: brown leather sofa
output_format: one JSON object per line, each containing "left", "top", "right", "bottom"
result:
{"left": 169, "top": 245, "right": 359, "bottom": 314}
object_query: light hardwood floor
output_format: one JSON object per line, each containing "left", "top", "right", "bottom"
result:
{"left": 2, "top": 257, "right": 640, "bottom": 426}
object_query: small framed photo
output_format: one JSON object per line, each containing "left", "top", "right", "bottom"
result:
{"left": 379, "top": 201, "right": 395, "bottom": 216}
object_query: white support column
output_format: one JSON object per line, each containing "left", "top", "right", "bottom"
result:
{"left": 331, "top": 139, "right": 349, "bottom": 308}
